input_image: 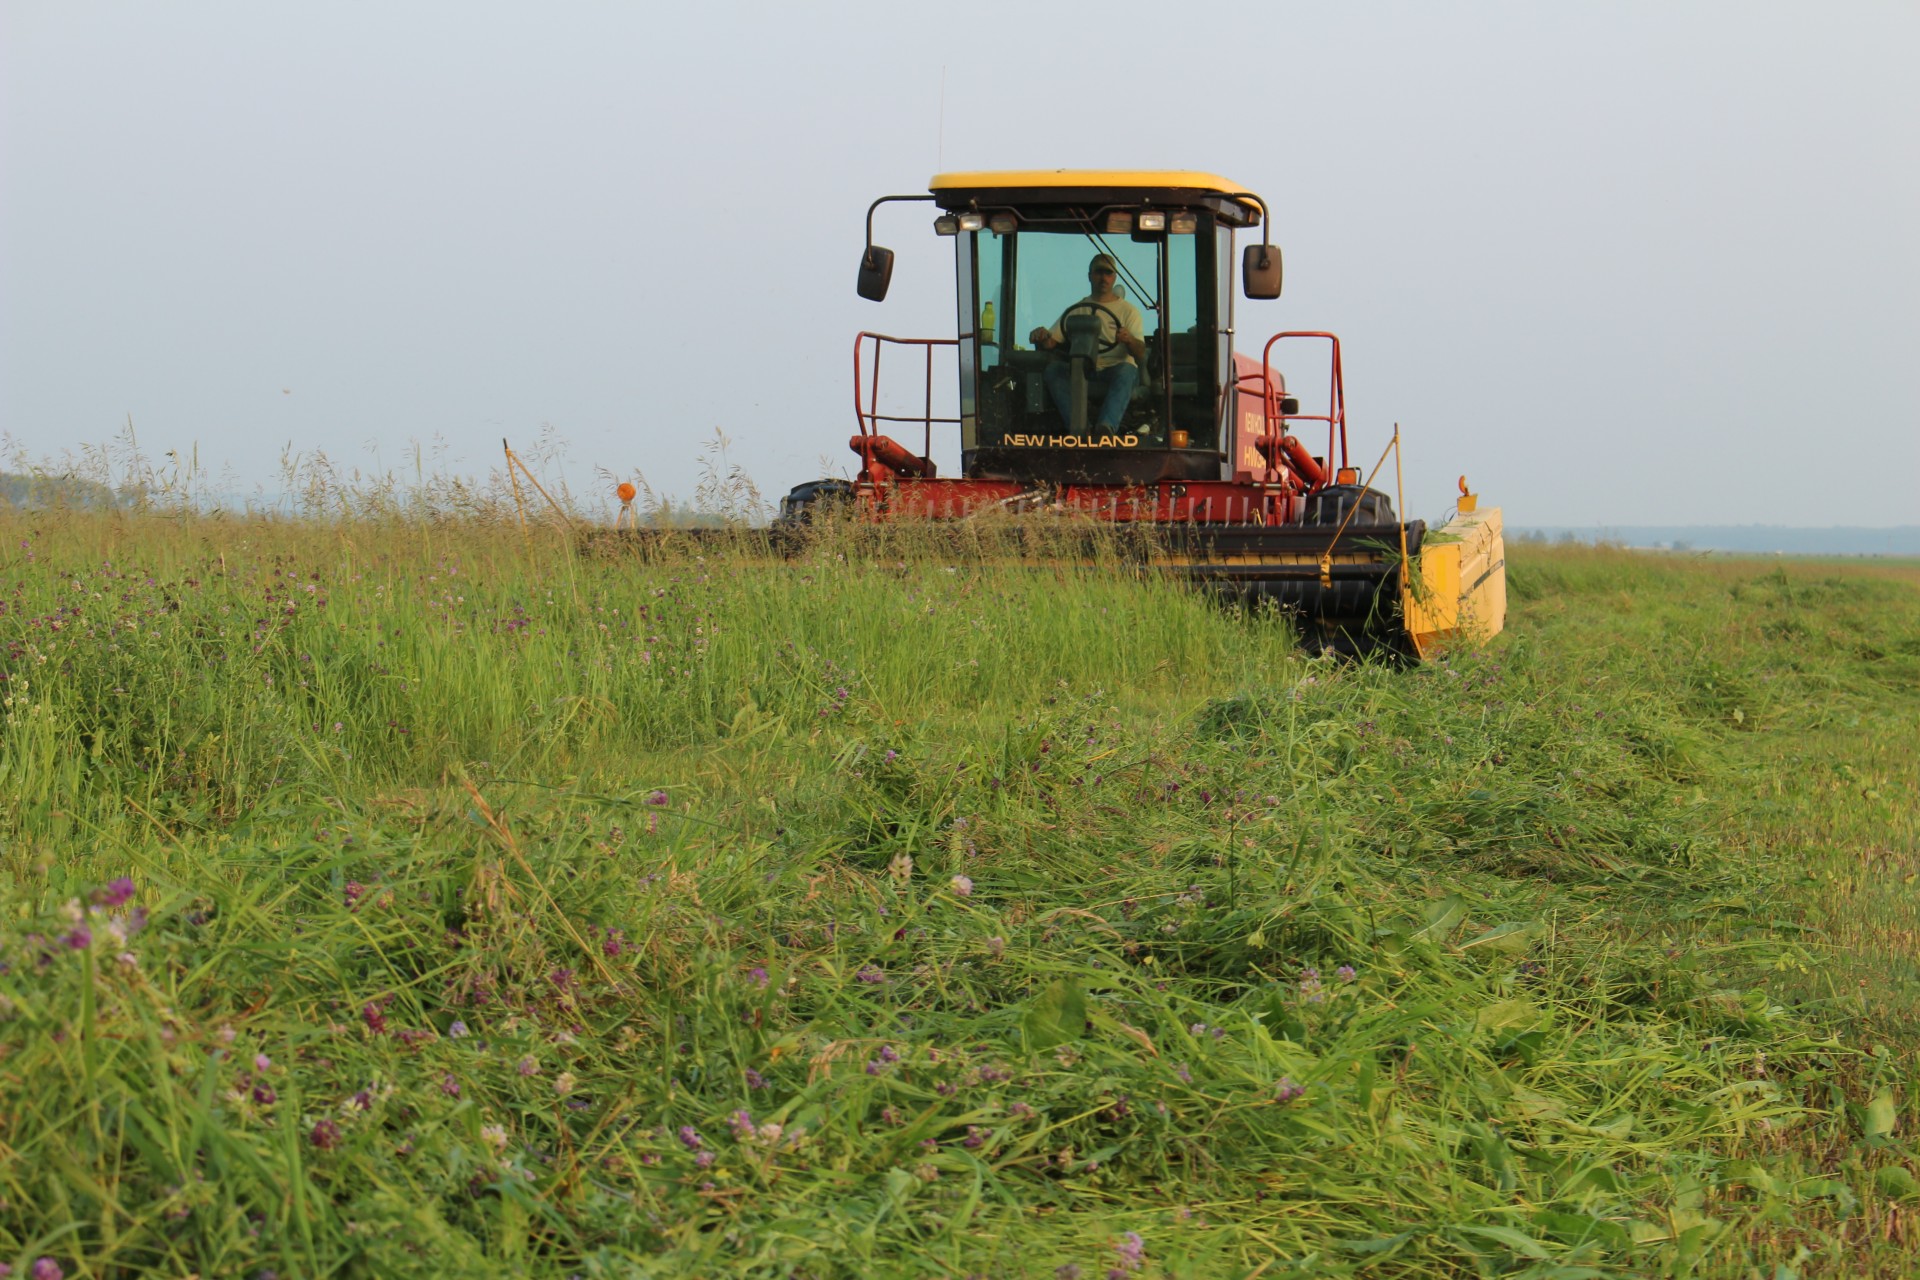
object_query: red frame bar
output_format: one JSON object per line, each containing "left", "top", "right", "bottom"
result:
{"left": 853, "top": 332, "right": 961, "bottom": 462}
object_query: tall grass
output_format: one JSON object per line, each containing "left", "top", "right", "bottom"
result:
{"left": 4, "top": 510, "right": 1919, "bottom": 1278}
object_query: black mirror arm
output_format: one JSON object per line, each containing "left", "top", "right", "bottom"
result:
{"left": 864, "top": 194, "right": 939, "bottom": 261}
{"left": 1244, "top": 193, "right": 1275, "bottom": 270}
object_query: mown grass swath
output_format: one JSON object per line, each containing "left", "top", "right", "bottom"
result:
{"left": 2, "top": 494, "right": 1918, "bottom": 1277}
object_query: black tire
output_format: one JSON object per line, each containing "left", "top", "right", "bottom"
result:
{"left": 1302, "top": 484, "right": 1396, "bottom": 527}
{"left": 775, "top": 479, "right": 854, "bottom": 527}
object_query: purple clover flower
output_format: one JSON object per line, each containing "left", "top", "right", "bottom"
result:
{"left": 1336, "top": 964, "right": 1357, "bottom": 983}
{"left": 63, "top": 927, "right": 91, "bottom": 951}
{"left": 645, "top": 789, "right": 669, "bottom": 806}
{"left": 31, "top": 1259, "right": 63, "bottom": 1280}
{"left": 855, "top": 964, "right": 886, "bottom": 984}
{"left": 746, "top": 966, "right": 769, "bottom": 988}
{"left": 678, "top": 1125, "right": 703, "bottom": 1151}
{"left": 1114, "top": 1231, "right": 1146, "bottom": 1272}
{"left": 1275, "top": 1076, "right": 1306, "bottom": 1103}
{"left": 94, "top": 877, "right": 136, "bottom": 908}
{"left": 744, "top": 1068, "right": 767, "bottom": 1089}
{"left": 310, "top": 1119, "right": 341, "bottom": 1150}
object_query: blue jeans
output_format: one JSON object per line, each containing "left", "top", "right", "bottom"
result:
{"left": 1043, "top": 359, "right": 1140, "bottom": 431}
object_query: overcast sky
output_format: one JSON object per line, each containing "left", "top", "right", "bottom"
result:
{"left": 4, "top": 1, "right": 1916, "bottom": 526}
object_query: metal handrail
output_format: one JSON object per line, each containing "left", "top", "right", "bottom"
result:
{"left": 853, "top": 331, "right": 961, "bottom": 462}
{"left": 1255, "top": 331, "right": 1349, "bottom": 477}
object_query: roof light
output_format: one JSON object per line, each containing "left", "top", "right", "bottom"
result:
{"left": 1104, "top": 211, "right": 1134, "bottom": 234}
{"left": 933, "top": 215, "right": 959, "bottom": 235}
{"left": 1168, "top": 211, "right": 1198, "bottom": 235}
{"left": 957, "top": 213, "right": 986, "bottom": 232}
{"left": 1136, "top": 211, "right": 1166, "bottom": 232}
{"left": 988, "top": 213, "right": 1017, "bottom": 235}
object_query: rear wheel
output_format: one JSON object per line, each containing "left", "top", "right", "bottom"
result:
{"left": 1302, "top": 483, "right": 1396, "bottom": 527}
{"left": 775, "top": 479, "right": 853, "bottom": 527}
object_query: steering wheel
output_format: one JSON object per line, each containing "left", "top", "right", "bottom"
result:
{"left": 1056, "top": 301, "right": 1125, "bottom": 355}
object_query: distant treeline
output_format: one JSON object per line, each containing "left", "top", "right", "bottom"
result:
{"left": 0, "top": 472, "right": 138, "bottom": 511}
{"left": 1515, "top": 526, "right": 1920, "bottom": 556}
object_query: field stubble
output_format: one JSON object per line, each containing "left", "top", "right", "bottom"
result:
{"left": 2, "top": 509, "right": 1918, "bottom": 1279}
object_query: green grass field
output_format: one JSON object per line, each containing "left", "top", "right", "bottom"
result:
{"left": 3, "top": 511, "right": 1918, "bottom": 1278}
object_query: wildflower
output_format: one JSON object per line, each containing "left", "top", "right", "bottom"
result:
{"left": 756, "top": 1122, "right": 784, "bottom": 1143}
{"left": 442, "top": 1073, "right": 462, "bottom": 1098}
{"left": 344, "top": 881, "right": 364, "bottom": 909}
{"left": 255, "top": 1053, "right": 273, "bottom": 1072}
{"left": 746, "top": 966, "right": 769, "bottom": 987}
{"left": 552, "top": 1072, "right": 575, "bottom": 1096}
{"left": 986, "top": 936, "right": 1005, "bottom": 957}
{"left": 962, "top": 1125, "right": 989, "bottom": 1149}
{"left": 855, "top": 964, "right": 886, "bottom": 985}
{"left": 361, "top": 1003, "right": 388, "bottom": 1035}
{"left": 516, "top": 1056, "right": 539, "bottom": 1077}
{"left": 1056, "top": 1267, "right": 1082, "bottom": 1280}
{"left": 62, "top": 926, "right": 91, "bottom": 951}
{"left": 252, "top": 1083, "right": 277, "bottom": 1106}
{"left": 694, "top": 1150, "right": 715, "bottom": 1168}
{"left": 31, "top": 1259, "right": 62, "bottom": 1280}
{"left": 729, "top": 1109, "right": 755, "bottom": 1141}
{"left": 93, "top": 877, "right": 136, "bottom": 908}
{"left": 448, "top": 1020, "right": 469, "bottom": 1038}
{"left": 1175, "top": 1063, "right": 1193, "bottom": 1084}
{"left": 678, "top": 1125, "right": 703, "bottom": 1151}
{"left": 744, "top": 1068, "right": 767, "bottom": 1089}
{"left": 1114, "top": 1230, "right": 1147, "bottom": 1271}
{"left": 310, "top": 1119, "right": 341, "bottom": 1150}
{"left": 888, "top": 853, "right": 913, "bottom": 883}
{"left": 1275, "top": 1076, "right": 1306, "bottom": 1103}
{"left": 1336, "top": 964, "right": 1357, "bottom": 983}
{"left": 950, "top": 874, "right": 974, "bottom": 897}
{"left": 645, "top": 789, "right": 669, "bottom": 806}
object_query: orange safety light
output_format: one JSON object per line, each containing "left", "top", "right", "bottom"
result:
{"left": 616, "top": 482, "right": 637, "bottom": 503}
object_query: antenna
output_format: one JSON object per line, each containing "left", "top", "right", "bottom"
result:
{"left": 938, "top": 64, "right": 946, "bottom": 168}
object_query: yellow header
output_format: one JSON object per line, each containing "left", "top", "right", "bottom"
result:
{"left": 930, "top": 169, "right": 1255, "bottom": 197}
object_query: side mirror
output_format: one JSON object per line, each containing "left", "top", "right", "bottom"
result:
{"left": 1242, "top": 243, "right": 1283, "bottom": 299}
{"left": 856, "top": 246, "right": 895, "bottom": 302}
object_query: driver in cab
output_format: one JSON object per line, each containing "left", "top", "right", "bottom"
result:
{"left": 1029, "top": 253, "right": 1146, "bottom": 433}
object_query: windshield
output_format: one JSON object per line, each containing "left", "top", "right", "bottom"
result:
{"left": 960, "top": 221, "right": 1222, "bottom": 477}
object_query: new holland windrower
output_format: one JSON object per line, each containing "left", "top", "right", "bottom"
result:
{"left": 774, "top": 170, "right": 1503, "bottom": 658}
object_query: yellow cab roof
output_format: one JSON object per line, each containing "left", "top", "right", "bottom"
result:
{"left": 928, "top": 170, "right": 1263, "bottom": 223}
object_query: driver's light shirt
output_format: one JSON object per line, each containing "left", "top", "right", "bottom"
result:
{"left": 1048, "top": 294, "right": 1145, "bottom": 370}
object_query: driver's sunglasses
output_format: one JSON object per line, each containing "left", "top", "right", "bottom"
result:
{"left": 1090, "top": 267, "right": 1116, "bottom": 275}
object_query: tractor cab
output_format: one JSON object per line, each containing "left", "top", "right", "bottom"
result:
{"left": 857, "top": 171, "right": 1285, "bottom": 488}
